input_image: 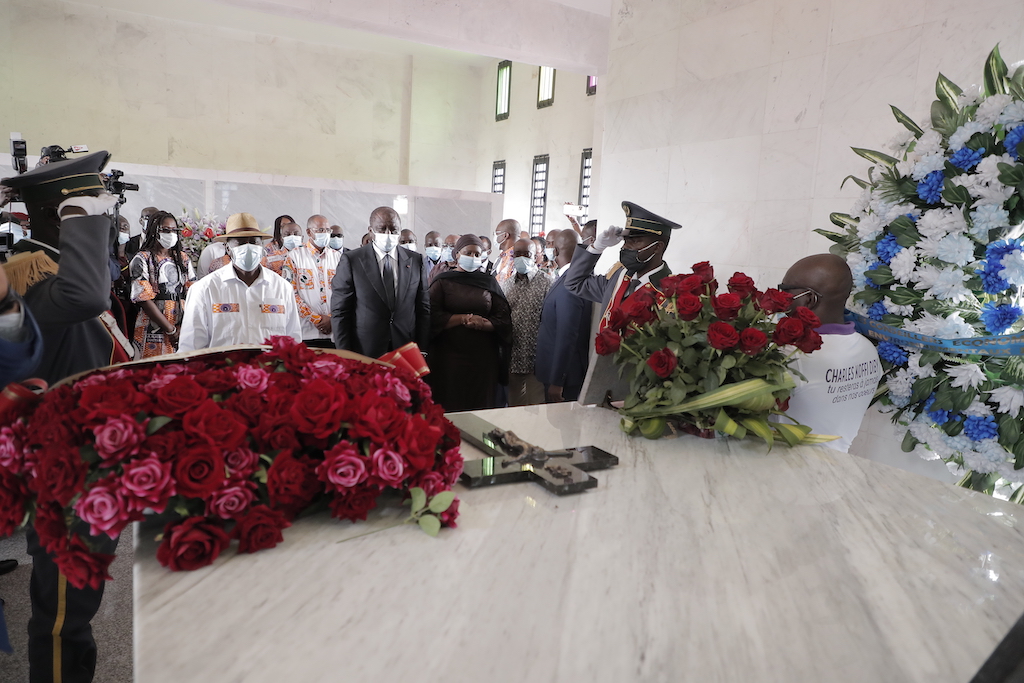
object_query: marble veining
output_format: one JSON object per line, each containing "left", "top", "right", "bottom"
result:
{"left": 135, "top": 404, "right": 1024, "bottom": 682}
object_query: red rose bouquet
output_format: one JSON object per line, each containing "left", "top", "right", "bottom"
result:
{"left": 599, "top": 262, "right": 835, "bottom": 446}
{"left": 0, "top": 337, "right": 462, "bottom": 589}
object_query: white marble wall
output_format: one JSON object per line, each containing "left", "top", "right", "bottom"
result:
{"left": 597, "top": 0, "right": 1024, "bottom": 474}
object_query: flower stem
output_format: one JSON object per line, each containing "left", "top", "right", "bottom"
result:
{"left": 335, "top": 517, "right": 412, "bottom": 543}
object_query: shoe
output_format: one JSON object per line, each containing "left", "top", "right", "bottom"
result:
{"left": 0, "top": 559, "right": 17, "bottom": 576}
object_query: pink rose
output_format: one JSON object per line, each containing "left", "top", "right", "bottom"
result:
{"left": 370, "top": 373, "right": 412, "bottom": 407}
{"left": 119, "top": 454, "right": 175, "bottom": 513}
{"left": 411, "top": 471, "right": 446, "bottom": 497}
{"left": 0, "top": 425, "right": 25, "bottom": 473}
{"left": 224, "top": 448, "right": 260, "bottom": 479}
{"left": 316, "top": 442, "right": 368, "bottom": 492}
{"left": 440, "top": 447, "right": 464, "bottom": 488}
{"left": 369, "top": 448, "right": 405, "bottom": 487}
{"left": 234, "top": 365, "right": 270, "bottom": 393}
{"left": 205, "top": 481, "right": 257, "bottom": 519}
{"left": 74, "top": 480, "right": 131, "bottom": 538}
{"left": 92, "top": 416, "right": 148, "bottom": 464}
{"left": 302, "top": 358, "right": 351, "bottom": 382}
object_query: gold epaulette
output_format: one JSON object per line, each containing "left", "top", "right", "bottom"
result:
{"left": 605, "top": 262, "right": 623, "bottom": 280}
{"left": 3, "top": 251, "right": 59, "bottom": 295}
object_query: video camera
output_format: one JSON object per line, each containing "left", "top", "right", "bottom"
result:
{"left": 8, "top": 134, "right": 139, "bottom": 207}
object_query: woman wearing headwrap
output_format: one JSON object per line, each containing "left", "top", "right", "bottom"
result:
{"left": 427, "top": 234, "right": 513, "bottom": 411}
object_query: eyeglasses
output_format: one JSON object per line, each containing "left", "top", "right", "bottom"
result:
{"left": 777, "top": 284, "right": 822, "bottom": 303}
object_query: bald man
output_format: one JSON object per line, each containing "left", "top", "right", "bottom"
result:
{"left": 776, "top": 254, "right": 882, "bottom": 452}
{"left": 429, "top": 233, "right": 459, "bottom": 282}
{"left": 492, "top": 219, "right": 520, "bottom": 285}
{"left": 331, "top": 206, "right": 430, "bottom": 357}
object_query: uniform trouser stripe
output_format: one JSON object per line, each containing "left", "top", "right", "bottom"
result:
{"left": 52, "top": 572, "right": 67, "bottom": 683}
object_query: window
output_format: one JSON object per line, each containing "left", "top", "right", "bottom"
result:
{"left": 586, "top": 75, "right": 598, "bottom": 96}
{"left": 578, "top": 149, "right": 593, "bottom": 221}
{"left": 492, "top": 161, "right": 506, "bottom": 194}
{"left": 496, "top": 61, "right": 511, "bottom": 121}
{"left": 530, "top": 155, "right": 549, "bottom": 234}
{"left": 537, "top": 66, "right": 555, "bottom": 108}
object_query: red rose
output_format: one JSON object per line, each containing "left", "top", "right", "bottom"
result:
{"left": 347, "top": 393, "right": 407, "bottom": 445}
{"left": 396, "top": 415, "right": 442, "bottom": 472}
{"left": 119, "top": 455, "right": 176, "bottom": 514}
{"left": 794, "top": 328, "right": 823, "bottom": 353}
{"left": 439, "top": 497, "right": 460, "bottom": 528}
{"left": 260, "top": 335, "right": 318, "bottom": 372}
{"left": 232, "top": 505, "right": 291, "bottom": 554}
{"left": 727, "top": 273, "right": 757, "bottom": 298}
{"left": 757, "top": 288, "right": 794, "bottom": 314}
{"left": 27, "top": 386, "right": 79, "bottom": 448}
{"left": 738, "top": 327, "right": 769, "bottom": 355}
{"left": 410, "top": 471, "right": 447, "bottom": 497}
{"left": 711, "top": 293, "right": 743, "bottom": 321}
{"left": 707, "top": 322, "right": 740, "bottom": 350}
{"left": 316, "top": 442, "right": 369, "bottom": 492}
{"left": 289, "top": 379, "right": 349, "bottom": 438}
{"left": 772, "top": 317, "right": 805, "bottom": 345}
{"left": 193, "top": 368, "right": 237, "bottom": 394}
{"left": 252, "top": 413, "right": 301, "bottom": 452}
{"left": 34, "top": 499, "right": 69, "bottom": 554}
{"left": 77, "top": 382, "right": 150, "bottom": 423}
{"left": 92, "top": 416, "right": 148, "bottom": 464}
{"left": 675, "top": 294, "right": 703, "bottom": 321}
{"left": 691, "top": 262, "right": 715, "bottom": 284}
{"left": 439, "top": 446, "right": 464, "bottom": 487}
{"left": 646, "top": 348, "right": 677, "bottom": 379}
{"left": 0, "top": 469, "right": 29, "bottom": 537}
{"left": 183, "top": 399, "right": 247, "bottom": 450}
{"left": 677, "top": 274, "right": 704, "bottom": 295}
{"left": 173, "top": 445, "right": 227, "bottom": 499}
{"left": 267, "top": 451, "right": 321, "bottom": 518}
{"left": 222, "top": 389, "right": 266, "bottom": 427}
{"left": 658, "top": 274, "right": 688, "bottom": 298}
{"left": 156, "top": 517, "right": 231, "bottom": 571}
{"left": 594, "top": 329, "right": 622, "bottom": 356}
{"left": 30, "top": 444, "right": 86, "bottom": 507}
{"left": 155, "top": 377, "right": 208, "bottom": 418}
{"left": 205, "top": 481, "right": 257, "bottom": 519}
{"left": 606, "top": 308, "right": 630, "bottom": 331}
{"left": 793, "top": 306, "right": 821, "bottom": 329}
{"left": 621, "top": 290, "right": 657, "bottom": 325}
{"left": 54, "top": 535, "right": 115, "bottom": 590}
{"left": 143, "top": 430, "right": 188, "bottom": 462}
{"left": 224, "top": 447, "right": 260, "bottom": 479}
{"left": 267, "top": 373, "right": 303, "bottom": 394}
{"left": 328, "top": 485, "right": 381, "bottom": 522}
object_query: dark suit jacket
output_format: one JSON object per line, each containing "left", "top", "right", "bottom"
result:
{"left": 534, "top": 272, "right": 593, "bottom": 400}
{"left": 331, "top": 243, "right": 430, "bottom": 358}
{"left": 0, "top": 293, "right": 42, "bottom": 386}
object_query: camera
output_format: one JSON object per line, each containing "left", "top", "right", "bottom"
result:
{"left": 0, "top": 232, "right": 13, "bottom": 263}
{"left": 105, "top": 169, "right": 139, "bottom": 196}
{"left": 10, "top": 135, "right": 27, "bottom": 174}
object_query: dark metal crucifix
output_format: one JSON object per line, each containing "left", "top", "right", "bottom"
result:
{"left": 448, "top": 413, "right": 618, "bottom": 495}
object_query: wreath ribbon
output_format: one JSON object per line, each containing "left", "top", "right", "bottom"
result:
{"left": 846, "top": 311, "right": 1024, "bottom": 357}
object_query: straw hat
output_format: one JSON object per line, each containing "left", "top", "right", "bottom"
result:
{"left": 215, "top": 213, "right": 272, "bottom": 241}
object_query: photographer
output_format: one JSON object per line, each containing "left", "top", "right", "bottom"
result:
{"left": 2, "top": 150, "right": 131, "bottom": 683}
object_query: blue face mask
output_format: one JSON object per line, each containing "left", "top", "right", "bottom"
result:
{"left": 328, "top": 236, "right": 344, "bottom": 250}
{"left": 440, "top": 246, "right": 454, "bottom": 262}
{"left": 514, "top": 256, "right": 535, "bottom": 274}
{"left": 459, "top": 255, "right": 484, "bottom": 272}
{"left": 425, "top": 246, "right": 442, "bottom": 261}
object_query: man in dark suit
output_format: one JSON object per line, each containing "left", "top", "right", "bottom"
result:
{"left": 564, "top": 201, "right": 681, "bottom": 406}
{"left": 535, "top": 229, "right": 593, "bottom": 403}
{"left": 331, "top": 206, "right": 430, "bottom": 358}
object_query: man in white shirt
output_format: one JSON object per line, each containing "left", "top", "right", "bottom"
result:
{"left": 283, "top": 214, "right": 341, "bottom": 348}
{"left": 777, "top": 253, "right": 882, "bottom": 452}
{"left": 179, "top": 212, "right": 302, "bottom": 352}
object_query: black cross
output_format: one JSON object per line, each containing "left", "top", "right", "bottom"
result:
{"left": 448, "top": 413, "right": 618, "bottom": 495}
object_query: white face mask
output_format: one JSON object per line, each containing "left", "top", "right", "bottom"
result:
{"left": 494, "top": 231, "right": 508, "bottom": 246}
{"left": 425, "top": 246, "right": 442, "bottom": 261}
{"left": 329, "top": 236, "right": 344, "bottom": 250}
{"left": 459, "top": 255, "right": 484, "bottom": 272}
{"left": 231, "top": 243, "right": 263, "bottom": 272}
{"left": 544, "top": 247, "right": 555, "bottom": 261}
{"left": 440, "top": 246, "right": 454, "bottom": 262}
{"left": 158, "top": 232, "right": 178, "bottom": 249}
{"left": 117, "top": 232, "right": 131, "bottom": 245}
{"left": 283, "top": 235, "right": 303, "bottom": 250}
{"left": 513, "top": 256, "right": 535, "bottom": 275}
{"left": 312, "top": 232, "right": 330, "bottom": 249}
{"left": 374, "top": 232, "right": 396, "bottom": 253}
{"left": 401, "top": 241, "right": 417, "bottom": 252}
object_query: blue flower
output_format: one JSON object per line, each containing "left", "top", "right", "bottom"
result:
{"left": 986, "top": 239, "right": 1024, "bottom": 262}
{"left": 917, "top": 170, "right": 944, "bottom": 204}
{"left": 923, "top": 394, "right": 952, "bottom": 425}
{"left": 963, "top": 414, "right": 999, "bottom": 441}
{"left": 1005, "top": 125, "right": 1024, "bottom": 161}
{"left": 878, "top": 341, "right": 908, "bottom": 366}
{"left": 980, "top": 302, "right": 1022, "bottom": 335}
{"left": 904, "top": 213, "right": 918, "bottom": 223}
{"left": 978, "top": 239, "right": 1024, "bottom": 294}
{"left": 868, "top": 301, "right": 888, "bottom": 321}
{"left": 949, "top": 146, "right": 985, "bottom": 170}
{"left": 875, "top": 233, "right": 902, "bottom": 264}
{"left": 864, "top": 260, "right": 884, "bottom": 289}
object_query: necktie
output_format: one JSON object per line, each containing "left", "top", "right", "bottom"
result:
{"left": 383, "top": 254, "right": 396, "bottom": 309}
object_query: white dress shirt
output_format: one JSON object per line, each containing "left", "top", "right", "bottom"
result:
{"left": 371, "top": 241, "right": 400, "bottom": 292}
{"left": 178, "top": 264, "right": 302, "bottom": 352}
{"left": 283, "top": 243, "right": 341, "bottom": 340}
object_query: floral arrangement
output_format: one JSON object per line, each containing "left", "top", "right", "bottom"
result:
{"left": 600, "top": 261, "right": 834, "bottom": 447}
{"left": 816, "top": 45, "right": 1024, "bottom": 501}
{"left": 177, "top": 209, "right": 225, "bottom": 268}
{"left": 0, "top": 337, "right": 463, "bottom": 589}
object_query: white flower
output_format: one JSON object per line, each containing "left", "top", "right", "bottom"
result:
{"left": 947, "top": 362, "right": 986, "bottom": 389}
{"left": 957, "top": 84, "right": 982, "bottom": 108}
{"left": 886, "top": 368, "right": 916, "bottom": 398}
{"left": 916, "top": 234, "right": 943, "bottom": 259}
{"left": 896, "top": 159, "right": 915, "bottom": 177}
{"left": 974, "top": 182, "right": 1014, "bottom": 207}
{"left": 911, "top": 263, "right": 942, "bottom": 289}
{"left": 999, "top": 249, "right": 1024, "bottom": 287}
{"left": 917, "top": 208, "right": 965, "bottom": 239}
{"left": 883, "top": 297, "right": 915, "bottom": 316}
{"left": 856, "top": 213, "right": 884, "bottom": 240}
{"left": 889, "top": 247, "right": 918, "bottom": 284}
{"left": 988, "top": 386, "right": 1024, "bottom": 416}
{"left": 970, "top": 204, "right": 1009, "bottom": 240}
{"left": 850, "top": 188, "right": 872, "bottom": 219}
{"left": 974, "top": 439, "right": 1010, "bottom": 472}
{"left": 998, "top": 100, "right": 1024, "bottom": 129}
{"left": 943, "top": 432, "right": 974, "bottom": 453}
{"left": 975, "top": 94, "right": 1013, "bottom": 127}
{"left": 911, "top": 153, "right": 947, "bottom": 180}
{"left": 903, "top": 311, "right": 948, "bottom": 336}
{"left": 884, "top": 203, "right": 920, "bottom": 224}
{"left": 975, "top": 153, "right": 1015, "bottom": 185}
{"left": 914, "top": 129, "right": 944, "bottom": 157}
{"left": 963, "top": 399, "right": 993, "bottom": 417}
{"left": 886, "top": 129, "right": 915, "bottom": 153}
{"left": 998, "top": 462, "right": 1024, "bottom": 484}
{"left": 935, "top": 233, "right": 976, "bottom": 266}
{"left": 846, "top": 299, "right": 869, "bottom": 316}
{"left": 948, "top": 120, "right": 989, "bottom": 151}
{"left": 935, "top": 313, "right": 976, "bottom": 338}
{"left": 907, "top": 350, "right": 936, "bottom": 378}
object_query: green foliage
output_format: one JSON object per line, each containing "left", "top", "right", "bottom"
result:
{"left": 890, "top": 104, "right": 925, "bottom": 136}
{"left": 983, "top": 44, "right": 1008, "bottom": 97}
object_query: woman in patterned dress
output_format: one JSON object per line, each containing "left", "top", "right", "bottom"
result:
{"left": 265, "top": 214, "right": 298, "bottom": 276}
{"left": 130, "top": 211, "right": 196, "bottom": 357}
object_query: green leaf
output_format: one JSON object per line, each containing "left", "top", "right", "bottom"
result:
{"left": 80, "top": 445, "right": 100, "bottom": 464}
{"left": 147, "top": 416, "right": 173, "bottom": 435}
{"left": 910, "top": 376, "right": 941, "bottom": 403}
{"left": 815, "top": 228, "right": 849, "bottom": 244}
{"left": 890, "top": 104, "right": 924, "bottom": 137}
{"left": 901, "top": 430, "right": 919, "bottom": 453}
{"left": 840, "top": 175, "right": 870, "bottom": 190}
{"left": 887, "top": 287, "right": 921, "bottom": 306}
{"left": 999, "top": 413, "right": 1022, "bottom": 449}
{"left": 410, "top": 487, "right": 427, "bottom": 513}
{"left": 418, "top": 514, "right": 441, "bottom": 537}
{"left": 1013, "top": 438, "right": 1024, "bottom": 470}
{"left": 997, "top": 161, "right": 1024, "bottom": 187}
{"left": 829, "top": 212, "right": 859, "bottom": 229}
{"left": 931, "top": 99, "right": 958, "bottom": 136}
{"left": 853, "top": 288, "right": 885, "bottom": 305}
{"left": 740, "top": 416, "right": 774, "bottom": 448}
{"left": 864, "top": 263, "right": 895, "bottom": 286}
{"left": 428, "top": 490, "right": 456, "bottom": 514}
{"left": 851, "top": 147, "right": 899, "bottom": 168}
{"left": 941, "top": 179, "right": 972, "bottom": 207}
{"left": 983, "top": 44, "right": 1008, "bottom": 97}
{"left": 720, "top": 354, "right": 737, "bottom": 370}
{"left": 935, "top": 72, "right": 963, "bottom": 111}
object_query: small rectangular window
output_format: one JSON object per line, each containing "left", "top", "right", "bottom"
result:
{"left": 586, "top": 75, "right": 598, "bottom": 96}
{"left": 492, "top": 161, "right": 506, "bottom": 194}
{"left": 496, "top": 61, "right": 511, "bottom": 121}
{"left": 578, "top": 149, "right": 593, "bottom": 221}
{"left": 537, "top": 66, "right": 555, "bottom": 108}
{"left": 530, "top": 154, "right": 549, "bottom": 234}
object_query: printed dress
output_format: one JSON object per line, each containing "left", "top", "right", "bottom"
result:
{"left": 130, "top": 251, "right": 196, "bottom": 358}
